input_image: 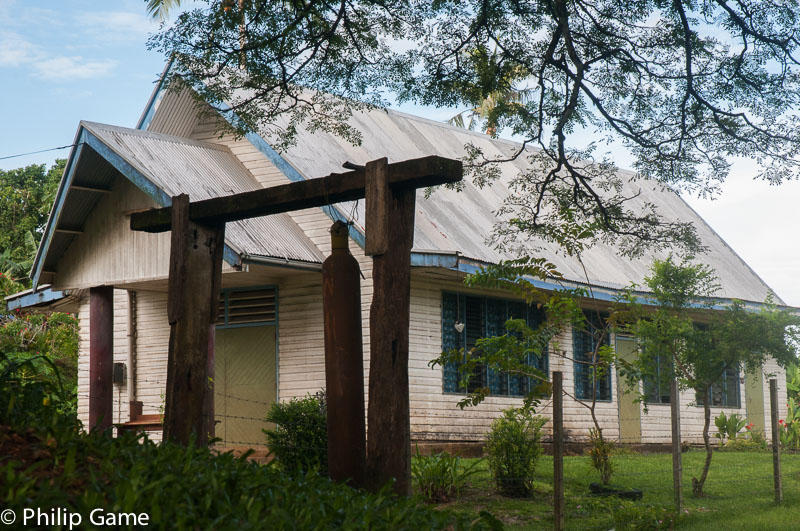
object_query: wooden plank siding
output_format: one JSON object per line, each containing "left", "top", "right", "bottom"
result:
{"left": 54, "top": 178, "right": 172, "bottom": 291}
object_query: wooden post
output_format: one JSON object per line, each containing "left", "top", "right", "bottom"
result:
{"left": 89, "top": 286, "right": 113, "bottom": 431}
{"left": 670, "top": 376, "right": 683, "bottom": 513}
{"left": 162, "top": 194, "right": 225, "bottom": 446}
{"left": 323, "top": 220, "right": 366, "bottom": 487}
{"left": 553, "top": 371, "right": 565, "bottom": 531}
{"left": 366, "top": 157, "right": 416, "bottom": 495}
{"left": 770, "top": 378, "right": 783, "bottom": 504}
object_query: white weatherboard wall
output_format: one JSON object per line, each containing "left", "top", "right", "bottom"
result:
{"left": 76, "top": 289, "right": 132, "bottom": 429}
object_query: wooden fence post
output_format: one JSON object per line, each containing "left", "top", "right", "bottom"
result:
{"left": 670, "top": 376, "right": 683, "bottom": 514}
{"left": 162, "top": 194, "right": 225, "bottom": 446}
{"left": 553, "top": 371, "right": 565, "bottom": 531}
{"left": 770, "top": 378, "right": 783, "bottom": 504}
{"left": 323, "top": 221, "right": 366, "bottom": 487}
{"left": 366, "top": 158, "right": 416, "bottom": 495}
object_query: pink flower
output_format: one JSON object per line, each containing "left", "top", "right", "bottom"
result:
{"left": 779, "top": 419, "right": 785, "bottom": 425}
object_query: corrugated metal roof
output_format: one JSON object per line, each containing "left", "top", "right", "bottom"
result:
{"left": 38, "top": 122, "right": 324, "bottom": 276}
{"left": 269, "top": 107, "right": 779, "bottom": 304}
{"left": 83, "top": 121, "right": 324, "bottom": 264}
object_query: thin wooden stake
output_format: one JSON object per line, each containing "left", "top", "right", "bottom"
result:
{"left": 553, "top": 371, "right": 565, "bottom": 531}
{"left": 670, "top": 376, "right": 683, "bottom": 514}
{"left": 770, "top": 378, "right": 783, "bottom": 504}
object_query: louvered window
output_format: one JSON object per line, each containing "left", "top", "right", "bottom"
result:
{"left": 442, "top": 292, "right": 548, "bottom": 396}
{"left": 216, "top": 287, "right": 277, "bottom": 328}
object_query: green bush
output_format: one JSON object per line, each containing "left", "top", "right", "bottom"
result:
{"left": 0, "top": 357, "right": 494, "bottom": 530}
{"left": 411, "top": 449, "right": 481, "bottom": 502}
{"left": 485, "top": 406, "right": 547, "bottom": 497}
{"left": 264, "top": 391, "right": 327, "bottom": 474}
{"left": 719, "top": 437, "right": 767, "bottom": 452}
{"left": 714, "top": 411, "right": 746, "bottom": 443}
{"left": 1, "top": 426, "right": 490, "bottom": 530}
{"left": 589, "top": 427, "right": 614, "bottom": 484}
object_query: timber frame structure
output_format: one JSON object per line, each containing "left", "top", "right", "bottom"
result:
{"left": 130, "top": 155, "right": 462, "bottom": 494}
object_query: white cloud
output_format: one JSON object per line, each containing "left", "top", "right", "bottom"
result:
{"left": 0, "top": 32, "right": 38, "bottom": 66}
{"left": 80, "top": 11, "right": 159, "bottom": 43}
{"left": 32, "top": 56, "right": 116, "bottom": 81}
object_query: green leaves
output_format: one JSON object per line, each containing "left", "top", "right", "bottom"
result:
{"left": 485, "top": 407, "right": 547, "bottom": 497}
{"left": 0, "top": 160, "right": 64, "bottom": 284}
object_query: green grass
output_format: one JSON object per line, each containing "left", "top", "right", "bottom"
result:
{"left": 432, "top": 450, "right": 800, "bottom": 530}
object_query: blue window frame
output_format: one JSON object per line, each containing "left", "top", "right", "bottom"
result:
{"left": 442, "top": 292, "right": 547, "bottom": 396}
{"left": 696, "top": 366, "right": 741, "bottom": 408}
{"left": 642, "top": 353, "right": 672, "bottom": 404}
{"left": 572, "top": 311, "right": 612, "bottom": 401}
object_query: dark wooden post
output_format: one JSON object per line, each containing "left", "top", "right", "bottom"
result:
{"left": 770, "top": 378, "right": 783, "bottom": 504}
{"left": 163, "top": 194, "right": 225, "bottom": 446}
{"left": 89, "top": 286, "right": 114, "bottom": 431}
{"left": 366, "top": 157, "right": 416, "bottom": 495}
{"left": 553, "top": 371, "right": 565, "bottom": 531}
{"left": 323, "top": 220, "right": 366, "bottom": 487}
{"left": 670, "top": 376, "right": 683, "bottom": 513}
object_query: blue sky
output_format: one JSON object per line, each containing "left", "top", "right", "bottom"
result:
{"left": 1, "top": 0, "right": 798, "bottom": 306}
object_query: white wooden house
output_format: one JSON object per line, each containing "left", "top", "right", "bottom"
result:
{"left": 6, "top": 69, "right": 790, "bottom": 450}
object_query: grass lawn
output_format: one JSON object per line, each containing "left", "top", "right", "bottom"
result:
{"left": 433, "top": 450, "right": 800, "bottom": 530}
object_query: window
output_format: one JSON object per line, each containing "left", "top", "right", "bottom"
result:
{"left": 696, "top": 366, "right": 741, "bottom": 408}
{"left": 572, "top": 311, "right": 612, "bottom": 401}
{"left": 442, "top": 292, "right": 547, "bottom": 396}
{"left": 642, "top": 353, "right": 672, "bottom": 404}
{"left": 216, "top": 287, "right": 277, "bottom": 328}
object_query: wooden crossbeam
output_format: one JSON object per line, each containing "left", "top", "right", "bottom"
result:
{"left": 130, "top": 155, "right": 461, "bottom": 233}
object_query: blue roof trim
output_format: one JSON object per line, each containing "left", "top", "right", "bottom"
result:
{"left": 32, "top": 131, "right": 87, "bottom": 289}
{"left": 410, "top": 252, "right": 769, "bottom": 312}
{"left": 218, "top": 107, "right": 367, "bottom": 249}
{"left": 6, "top": 287, "right": 68, "bottom": 311}
{"left": 136, "top": 58, "right": 173, "bottom": 130}
{"left": 82, "top": 130, "right": 172, "bottom": 206}
{"left": 31, "top": 125, "right": 241, "bottom": 288}
{"left": 136, "top": 65, "right": 366, "bottom": 249}
{"left": 82, "top": 129, "right": 241, "bottom": 268}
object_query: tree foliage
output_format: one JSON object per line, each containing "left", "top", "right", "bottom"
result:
{"left": 151, "top": 1, "right": 800, "bottom": 256}
{"left": 0, "top": 160, "right": 64, "bottom": 282}
{"left": 618, "top": 257, "right": 800, "bottom": 497}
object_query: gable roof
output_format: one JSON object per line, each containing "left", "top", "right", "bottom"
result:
{"left": 31, "top": 121, "right": 323, "bottom": 288}
{"left": 137, "top": 76, "right": 782, "bottom": 305}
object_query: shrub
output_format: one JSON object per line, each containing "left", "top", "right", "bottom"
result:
{"left": 1, "top": 360, "right": 493, "bottom": 530}
{"left": 1, "top": 426, "right": 490, "bottom": 530}
{"left": 778, "top": 396, "right": 800, "bottom": 451}
{"left": 485, "top": 406, "right": 547, "bottom": 497}
{"left": 411, "top": 449, "right": 481, "bottom": 502}
{"left": 719, "top": 437, "right": 767, "bottom": 452}
{"left": 589, "top": 428, "right": 614, "bottom": 484}
{"left": 714, "top": 411, "right": 746, "bottom": 443}
{"left": 264, "top": 391, "right": 327, "bottom": 474}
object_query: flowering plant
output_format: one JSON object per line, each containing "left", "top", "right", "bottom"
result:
{"left": 778, "top": 397, "right": 800, "bottom": 451}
